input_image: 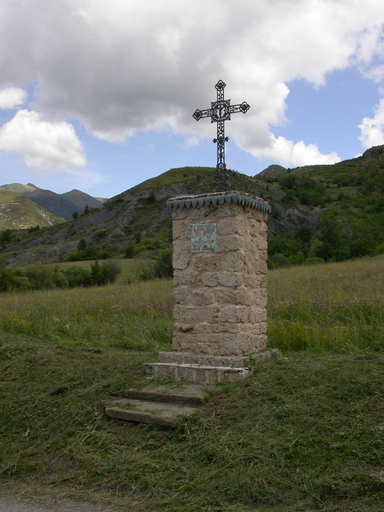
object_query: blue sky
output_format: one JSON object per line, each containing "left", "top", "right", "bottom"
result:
{"left": 0, "top": 1, "right": 384, "bottom": 198}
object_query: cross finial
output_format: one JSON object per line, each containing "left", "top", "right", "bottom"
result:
{"left": 193, "top": 81, "right": 250, "bottom": 192}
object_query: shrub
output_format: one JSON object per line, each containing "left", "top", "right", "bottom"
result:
{"left": 131, "top": 259, "right": 155, "bottom": 281}
{"left": 90, "top": 260, "right": 121, "bottom": 286}
{"left": 124, "top": 242, "right": 136, "bottom": 258}
{"left": 66, "top": 245, "right": 112, "bottom": 262}
{"left": 0, "top": 261, "right": 121, "bottom": 293}
{"left": 23, "top": 264, "right": 68, "bottom": 290}
{"left": 63, "top": 266, "right": 91, "bottom": 287}
{"left": 268, "top": 253, "right": 291, "bottom": 269}
{"left": 304, "top": 257, "right": 325, "bottom": 265}
{"left": 153, "top": 250, "right": 173, "bottom": 278}
{"left": 0, "top": 229, "right": 12, "bottom": 243}
{"left": 0, "top": 268, "right": 28, "bottom": 291}
{"left": 78, "top": 238, "right": 87, "bottom": 251}
{"left": 99, "top": 260, "right": 121, "bottom": 284}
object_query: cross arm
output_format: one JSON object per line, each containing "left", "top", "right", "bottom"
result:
{"left": 192, "top": 108, "right": 212, "bottom": 121}
{"left": 229, "top": 101, "right": 250, "bottom": 115}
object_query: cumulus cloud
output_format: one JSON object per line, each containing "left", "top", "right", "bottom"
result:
{"left": 0, "top": 110, "right": 86, "bottom": 173}
{"left": 249, "top": 134, "right": 341, "bottom": 168}
{"left": 359, "top": 98, "right": 384, "bottom": 148}
{"left": 0, "top": 0, "right": 383, "bottom": 168}
{"left": 0, "top": 87, "right": 27, "bottom": 109}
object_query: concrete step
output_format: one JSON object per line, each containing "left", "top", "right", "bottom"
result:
{"left": 123, "top": 387, "right": 204, "bottom": 406}
{"left": 104, "top": 386, "right": 206, "bottom": 428}
{"left": 145, "top": 362, "right": 253, "bottom": 384}
{"left": 105, "top": 398, "right": 199, "bottom": 428}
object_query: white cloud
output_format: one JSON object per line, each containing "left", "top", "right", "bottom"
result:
{"left": 358, "top": 98, "right": 384, "bottom": 148}
{"left": 0, "top": 87, "right": 27, "bottom": 109}
{"left": 0, "top": 0, "right": 383, "bottom": 167}
{"left": 0, "top": 110, "right": 86, "bottom": 173}
{"left": 181, "top": 135, "right": 200, "bottom": 150}
{"left": 249, "top": 134, "right": 341, "bottom": 168}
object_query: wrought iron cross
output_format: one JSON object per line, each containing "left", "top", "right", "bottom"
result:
{"left": 193, "top": 80, "right": 250, "bottom": 192}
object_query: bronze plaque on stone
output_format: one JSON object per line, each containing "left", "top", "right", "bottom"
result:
{"left": 190, "top": 223, "right": 217, "bottom": 253}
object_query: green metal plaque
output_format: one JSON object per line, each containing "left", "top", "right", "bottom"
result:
{"left": 190, "top": 223, "right": 217, "bottom": 253}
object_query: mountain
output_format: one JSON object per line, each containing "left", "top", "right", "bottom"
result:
{"left": 256, "top": 164, "right": 287, "bottom": 179}
{"left": 1, "top": 145, "right": 383, "bottom": 267}
{"left": 0, "top": 184, "right": 105, "bottom": 221}
{"left": 24, "top": 188, "right": 104, "bottom": 221}
{"left": 0, "top": 183, "right": 38, "bottom": 194}
{"left": 22, "top": 188, "right": 83, "bottom": 221}
{"left": 0, "top": 190, "right": 64, "bottom": 230}
{"left": 61, "top": 189, "right": 105, "bottom": 212}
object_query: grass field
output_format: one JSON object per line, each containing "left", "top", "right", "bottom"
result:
{"left": 1, "top": 255, "right": 384, "bottom": 511}
{"left": 267, "top": 255, "right": 384, "bottom": 352}
{"left": 1, "top": 255, "right": 383, "bottom": 353}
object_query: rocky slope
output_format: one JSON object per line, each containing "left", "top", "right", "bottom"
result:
{"left": 1, "top": 145, "right": 383, "bottom": 266}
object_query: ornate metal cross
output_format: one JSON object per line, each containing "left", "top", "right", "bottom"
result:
{"left": 193, "top": 80, "right": 250, "bottom": 192}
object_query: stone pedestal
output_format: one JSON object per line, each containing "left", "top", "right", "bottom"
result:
{"left": 145, "top": 191, "right": 275, "bottom": 384}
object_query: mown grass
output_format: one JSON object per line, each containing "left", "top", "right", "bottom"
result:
{"left": 1, "top": 255, "right": 384, "bottom": 511}
{"left": 1, "top": 341, "right": 384, "bottom": 511}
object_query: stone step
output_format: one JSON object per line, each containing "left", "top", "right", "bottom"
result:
{"left": 104, "top": 385, "right": 207, "bottom": 428}
{"left": 158, "top": 349, "right": 278, "bottom": 367}
{"left": 105, "top": 398, "right": 199, "bottom": 428}
{"left": 145, "top": 362, "right": 253, "bottom": 384}
{"left": 124, "top": 387, "right": 204, "bottom": 406}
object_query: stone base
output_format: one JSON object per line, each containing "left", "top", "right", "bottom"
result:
{"left": 158, "top": 349, "right": 278, "bottom": 368}
{"left": 144, "top": 349, "right": 278, "bottom": 384}
{"left": 145, "top": 362, "right": 252, "bottom": 384}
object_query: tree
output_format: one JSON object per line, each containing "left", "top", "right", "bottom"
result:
{"left": 0, "top": 229, "right": 12, "bottom": 243}
{"left": 78, "top": 238, "right": 87, "bottom": 251}
{"left": 314, "top": 210, "right": 350, "bottom": 261}
{"left": 295, "top": 226, "right": 313, "bottom": 256}
{"left": 153, "top": 249, "right": 173, "bottom": 278}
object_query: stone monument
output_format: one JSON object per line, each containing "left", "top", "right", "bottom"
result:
{"left": 144, "top": 190, "right": 274, "bottom": 383}
{"left": 145, "top": 81, "right": 275, "bottom": 384}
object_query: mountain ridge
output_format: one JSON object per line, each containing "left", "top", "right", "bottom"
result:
{"left": 1, "top": 145, "right": 383, "bottom": 267}
{"left": 0, "top": 184, "right": 105, "bottom": 224}
{"left": 0, "top": 190, "right": 64, "bottom": 230}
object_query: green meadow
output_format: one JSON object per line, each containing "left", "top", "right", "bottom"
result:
{"left": 1, "top": 256, "right": 384, "bottom": 511}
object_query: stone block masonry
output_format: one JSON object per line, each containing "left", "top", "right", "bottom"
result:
{"left": 171, "top": 191, "right": 269, "bottom": 357}
{"left": 145, "top": 191, "right": 273, "bottom": 384}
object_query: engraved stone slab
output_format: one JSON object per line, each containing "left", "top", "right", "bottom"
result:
{"left": 191, "top": 223, "right": 217, "bottom": 253}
